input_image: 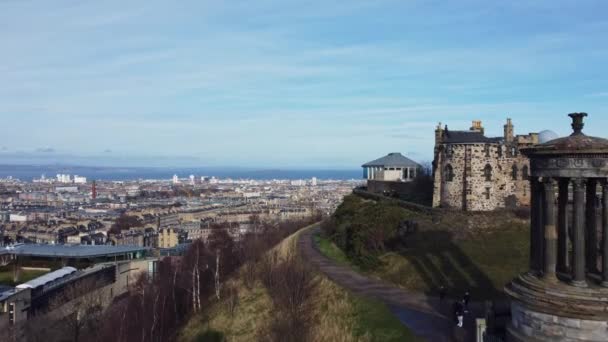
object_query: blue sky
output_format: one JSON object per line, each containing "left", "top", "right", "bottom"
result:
{"left": 1, "top": 0, "right": 607, "bottom": 169}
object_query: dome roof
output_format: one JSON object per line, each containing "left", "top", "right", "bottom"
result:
{"left": 538, "top": 130, "right": 559, "bottom": 144}
{"left": 523, "top": 113, "right": 608, "bottom": 156}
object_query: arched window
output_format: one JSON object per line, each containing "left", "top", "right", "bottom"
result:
{"left": 512, "top": 164, "right": 518, "bottom": 180}
{"left": 445, "top": 164, "right": 454, "bottom": 182}
{"left": 522, "top": 165, "right": 529, "bottom": 180}
{"left": 484, "top": 164, "right": 493, "bottom": 181}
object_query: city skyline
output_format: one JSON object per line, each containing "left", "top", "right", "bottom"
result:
{"left": 2, "top": 1, "right": 608, "bottom": 168}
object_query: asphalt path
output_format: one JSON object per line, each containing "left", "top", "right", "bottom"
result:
{"left": 298, "top": 226, "right": 481, "bottom": 342}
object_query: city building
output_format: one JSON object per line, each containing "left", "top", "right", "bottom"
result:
{"left": 432, "top": 118, "right": 549, "bottom": 211}
{"left": 73, "top": 175, "right": 87, "bottom": 184}
{"left": 158, "top": 228, "right": 178, "bottom": 249}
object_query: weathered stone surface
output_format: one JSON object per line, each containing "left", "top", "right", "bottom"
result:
{"left": 432, "top": 119, "right": 535, "bottom": 211}
{"left": 506, "top": 114, "right": 608, "bottom": 341}
{"left": 510, "top": 301, "right": 608, "bottom": 341}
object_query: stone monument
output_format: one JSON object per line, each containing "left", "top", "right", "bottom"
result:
{"left": 506, "top": 113, "right": 608, "bottom": 341}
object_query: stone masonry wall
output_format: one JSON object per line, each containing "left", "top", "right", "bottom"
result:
{"left": 434, "top": 143, "right": 531, "bottom": 211}
{"left": 509, "top": 301, "right": 608, "bottom": 341}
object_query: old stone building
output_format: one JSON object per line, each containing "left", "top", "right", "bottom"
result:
{"left": 432, "top": 118, "right": 544, "bottom": 211}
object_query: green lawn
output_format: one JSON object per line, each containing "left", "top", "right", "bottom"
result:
{"left": 0, "top": 269, "right": 49, "bottom": 287}
{"left": 316, "top": 225, "right": 529, "bottom": 301}
{"left": 314, "top": 233, "right": 351, "bottom": 266}
{"left": 350, "top": 295, "right": 423, "bottom": 342}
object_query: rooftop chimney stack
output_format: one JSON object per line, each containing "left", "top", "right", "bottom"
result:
{"left": 470, "top": 120, "right": 484, "bottom": 135}
{"left": 504, "top": 118, "right": 514, "bottom": 143}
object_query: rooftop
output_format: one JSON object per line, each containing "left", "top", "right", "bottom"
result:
{"left": 362, "top": 153, "right": 421, "bottom": 168}
{"left": 442, "top": 130, "right": 503, "bottom": 144}
{"left": 2, "top": 244, "right": 150, "bottom": 258}
{"left": 16, "top": 266, "right": 77, "bottom": 290}
{"left": 524, "top": 113, "right": 608, "bottom": 155}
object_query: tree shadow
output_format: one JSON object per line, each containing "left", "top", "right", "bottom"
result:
{"left": 400, "top": 230, "right": 502, "bottom": 301}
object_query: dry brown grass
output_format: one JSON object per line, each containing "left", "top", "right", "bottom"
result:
{"left": 179, "top": 227, "right": 373, "bottom": 342}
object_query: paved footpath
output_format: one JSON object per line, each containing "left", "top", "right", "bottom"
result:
{"left": 298, "top": 227, "right": 482, "bottom": 342}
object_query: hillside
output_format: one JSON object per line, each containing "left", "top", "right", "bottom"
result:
{"left": 321, "top": 194, "right": 530, "bottom": 301}
{"left": 179, "top": 227, "right": 420, "bottom": 342}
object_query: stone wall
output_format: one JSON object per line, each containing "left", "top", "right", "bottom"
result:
{"left": 508, "top": 302, "right": 608, "bottom": 341}
{"left": 433, "top": 143, "right": 531, "bottom": 211}
{"left": 367, "top": 179, "right": 413, "bottom": 195}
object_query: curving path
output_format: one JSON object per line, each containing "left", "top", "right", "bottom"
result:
{"left": 298, "top": 226, "right": 481, "bottom": 342}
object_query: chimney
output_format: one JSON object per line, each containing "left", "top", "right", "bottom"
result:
{"left": 504, "top": 118, "right": 514, "bottom": 143}
{"left": 435, "top": 122, "right": 444, "bottom": 145}
{"left": 470, "top": 120, "right": 484, "bottom": 135}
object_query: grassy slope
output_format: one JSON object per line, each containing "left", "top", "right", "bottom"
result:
{"left": 0, "top": 269, "right": 48, "bottom": 286}
{"left": 180, "top": 228, "right": 420, "bottom": 342}
{"left": 317, "top": 224, "right": 529, "bottom": 301}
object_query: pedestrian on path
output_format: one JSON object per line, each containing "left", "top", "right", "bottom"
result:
{"left": 453, "top": 301, "right": 464, "bottom": 328}
{"left": 463, "top": 291, "right": 470, "bottom": 313}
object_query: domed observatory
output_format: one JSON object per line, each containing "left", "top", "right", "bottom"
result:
{"left": 538, "top": 130, "right": 560, "bottom": 144}
{"left": 506, "top": 113, "right": 608, "bottom": 341}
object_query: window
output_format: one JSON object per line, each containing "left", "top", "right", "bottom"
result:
{"left": 512, "top": 164, "right": 518, "bottom": 180}
{"left": 485, "top": 144, "right": 491, "bottom": 157}
{"left": 484, "top": 164, "right": 493, "bottom": 181}
{"left": 497, "top": 146, "right": 503, "bottom": 158}
{"left": 522, "top": 165, "right": 529, "bottom": 180}
{"left": 445, "top": 164, "right": 454, "bottom": 182}
{"left": 446, "top": 144, "right": 453, "bottom": 156}
{"left": 485, "top": 187, "right": 491, "bottom": 199}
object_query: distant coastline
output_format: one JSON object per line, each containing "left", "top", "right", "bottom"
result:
{"left": 0, "top": 164, "right": 361, "bottom": 181}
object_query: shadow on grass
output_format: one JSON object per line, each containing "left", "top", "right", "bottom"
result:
{"left": 401, "top": 230, "right": 502, "bottom": 300}
{"left": 196, "top": 330, "right": 225, "bottom": 342}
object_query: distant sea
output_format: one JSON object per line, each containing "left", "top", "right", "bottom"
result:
{"left": 0, "top": 165, "right": 361, "bottom": 181}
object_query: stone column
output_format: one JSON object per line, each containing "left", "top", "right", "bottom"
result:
{"left": 529, "top": 177, "right": 543, "bottom": 274}
{"left": 558, "top": 178, "right": 570, "bottom": 272}
{"left": 602, "top": 180, "right": 608, "bottom": 287}
{"left": 572, "top": 178, "right": 587, "bottom": 287}
{"left": 586, "top": 179, "right": 598, "bottom": 273}
{"left": 543, "top": 178, "right": 558, "bottom": 281}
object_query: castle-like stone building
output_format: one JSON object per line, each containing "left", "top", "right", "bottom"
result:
{"left": 432, "top": 119, "right": 542, "bottom": 211}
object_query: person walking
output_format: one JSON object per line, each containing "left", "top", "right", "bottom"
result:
{"left": 439, "top": 286, "right": 446, "bottom": 305}
{"left": 452, "top": 300, "right": 464, "bottom": 328}
{"left": 457, "top": 300, "right": 465, "bottom": 327}
{"left": 463, "top": 291, "right": 471, "bottom": 313}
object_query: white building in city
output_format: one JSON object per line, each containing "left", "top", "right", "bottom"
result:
{"left": 73, "top": 175, "right": 87, "bottom": 184}
{"left": 172, "top": 174, "right": 179, "bottom": 184}
{"left": 56, "top": 174, "right": 72, "bottom": 183}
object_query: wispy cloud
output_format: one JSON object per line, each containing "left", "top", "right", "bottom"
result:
{"left": 0, "top": 1, "right": 607, "bottom": 167}
{"left": 586, "top": 92, "right": 608, "bottom": 97}
{"left": 35, "top": 147, "right": 55, "bottom": 153}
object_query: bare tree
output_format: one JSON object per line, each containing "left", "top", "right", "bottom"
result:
{"left": 48, "top": 278, "right": 107, "bottom": 342}
{"left": 0, "top": 254, "right": 12, "bottom": 267}
{"left": 259, "top": 255, "right": 317, "bottom": 342}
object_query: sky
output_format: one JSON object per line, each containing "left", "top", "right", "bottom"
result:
{"left": 1, "top": 0, "right": 608, "bottom": 169}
